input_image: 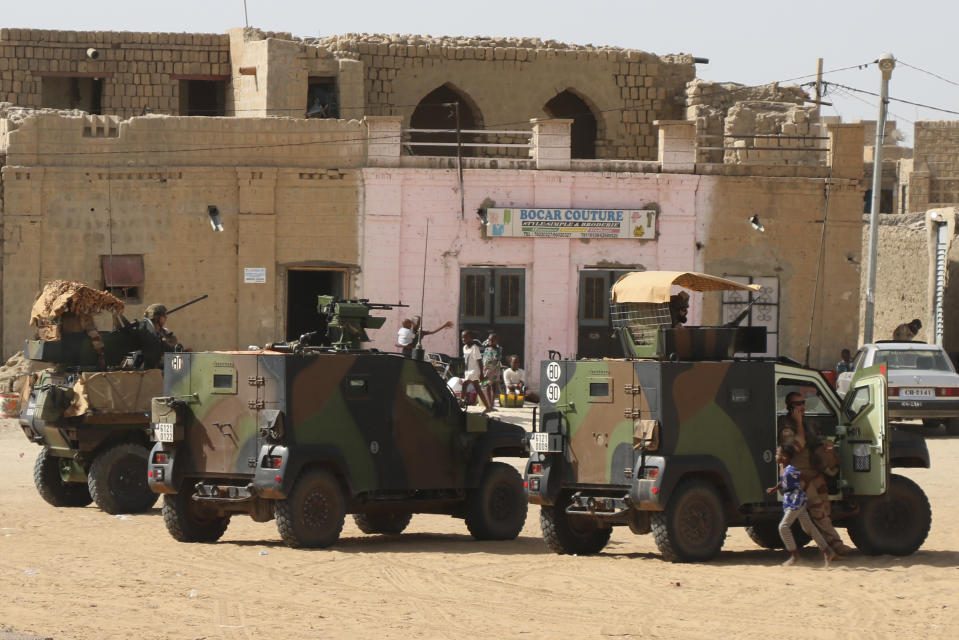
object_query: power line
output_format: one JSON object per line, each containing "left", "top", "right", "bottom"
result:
{"left": 898, "top": 59, "right": 959, "bottom": 90}
{"left": 824, "top": 81, "right": 959, "bottom": 117}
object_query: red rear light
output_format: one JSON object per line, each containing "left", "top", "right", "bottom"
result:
{"left": 154, "top": 452, "right": 168, "bottom": 464}
{"left": 147, "top": 470, "right": 154, "bottom": 478}
{"left": 531, "top": 463, "right": 542, "bottom": 474}
{"left": 937, "top": 388, "right": 959, "bottom": 396}
{"left": 523, "top": 481, "right": 529, "bottom": 489}
{"left": 264, "top": 456, "right": 283, "bottom": 468}
{"left": 651, "top": 487, "right": 659, "bottom": 494}
{"left": 646, "top": 468, "right": 659, "bottom": 479}
{"left": 887, "top": 387, "right": 898, "bottom": 396}
{"left": 274, "top": 475, "right": 282, "bottom": 483}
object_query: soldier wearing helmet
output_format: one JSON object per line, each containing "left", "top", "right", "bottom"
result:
{"left": 144, "top": 303, "right": 181, "bottom": 350}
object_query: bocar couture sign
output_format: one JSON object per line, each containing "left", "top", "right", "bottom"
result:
{"left": 486, "top": 208, "right": 657, "bottom": 240}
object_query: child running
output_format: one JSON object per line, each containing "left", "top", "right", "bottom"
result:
{"left": 766, "top": 443, "right": 838, "bottom": 568}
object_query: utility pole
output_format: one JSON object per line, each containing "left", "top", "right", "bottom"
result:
{"left": 814, "top": 57, "right": 823, "bottom": 105}
{"left": 863, "top": 53, "right": 896, "bottom": 344}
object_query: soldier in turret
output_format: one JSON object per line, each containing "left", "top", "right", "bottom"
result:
{"left": 144, "top": 304, "right": 180, "bottom": 350}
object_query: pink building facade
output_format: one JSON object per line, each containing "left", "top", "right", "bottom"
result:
{"left": 360, "top": 168, "right": 702, "bottom": 386}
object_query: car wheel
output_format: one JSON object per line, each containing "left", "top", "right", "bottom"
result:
{"left": 847, "top": 474, "right": 931, "bottom": 556}
{"left": 87, "top": 443, "right": 159, "bottom": 514}
{"left": 33, "top": 448, "right": 93, "bottom": 508}
{"left": 276, "top": 468, "right": 345, "bottom": 548}
{"left": 651, "top": 479, "right": 727, "bottom": 562}
{"left": 540, "top": 494, "right": 612, "bottom": 555}
{"left": 162, "top": 489, "right": 230, "bottom": 543}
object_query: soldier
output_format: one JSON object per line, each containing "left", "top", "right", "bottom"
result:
{"left": 668, "top": 291, "right": 689, "bottom": 327}
{"left": 143, "top": 304, "right": 180, "bottom": 350}
{"left": 777, "top": 392, "right": 852, "bottom": 555}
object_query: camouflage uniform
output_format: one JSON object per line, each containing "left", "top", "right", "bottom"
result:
{"left": 778, "top": 415, "right": 850, "bottom": 554}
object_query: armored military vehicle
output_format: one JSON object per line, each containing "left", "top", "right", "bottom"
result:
{"left": 17, "top": 281, "right": 201, "bottom": 514}
{"left": 148, "top": 296, "right": 528, "bottom": 548}
{"left": 525, "top": 271, "right": 932, "bottom": 562}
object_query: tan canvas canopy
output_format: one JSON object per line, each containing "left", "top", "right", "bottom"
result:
{"left": 610, "top": 271, "right": 761, "bottom": 304}
{"left": 29, "top": 280, "right": 125, "bottom": 341}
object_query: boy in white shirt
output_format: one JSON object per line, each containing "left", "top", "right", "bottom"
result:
{"left": 461, "top": 330, "right": 493, "bottom": 413}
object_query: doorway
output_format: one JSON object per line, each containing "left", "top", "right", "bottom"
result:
{"left": 459, "top": 267, "right": 525, "bottom": 364}
{"left": 577, "top": 269, "right": 632, "bottom": 358}
{"left": 286, "top": 269, "right": 346, "bottom": 341}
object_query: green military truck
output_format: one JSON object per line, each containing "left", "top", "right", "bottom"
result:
{"left": 525, "top": 271, "right": 932, "bottom": 562}
{"left": 17, "top": 281, "right": 177, "bottom": 514}
{"left": 148, "top": 297, "right": 528, "bottom": 548}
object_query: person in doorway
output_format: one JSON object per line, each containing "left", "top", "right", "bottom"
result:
{"left": 777, "top": 392, "right": 852, "bottom": 556}
{"left": 482, "top": 332, "right": 504, "bottom": 408}
{"left": 461, "top": 330, "right": 493, "bottom": 413}
{"left": 836, "top": 349, "right": 853, "bottom": 374}
{"left": 143, "top": 304, "right": 181, "bottom": 351}
{"left": 396, "top": 318, "right": 415, "bottom": 358}
{"left": 893, "top": 318, "right": 922, "bottom": 341}
{"left": 766, "top": 443, "right": 837, "bottom": 568}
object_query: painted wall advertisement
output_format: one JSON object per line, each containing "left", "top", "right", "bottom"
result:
{"left": 485, "top": 208, "right": 657, "bottom": 239}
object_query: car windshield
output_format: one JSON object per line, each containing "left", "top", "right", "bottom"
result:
{"left": 874, "top": 349, "right": 954, "bottom": 372}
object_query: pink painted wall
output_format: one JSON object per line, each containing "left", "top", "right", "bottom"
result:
{"left": 360, "top": 167, "right": 703, "bottom": 386}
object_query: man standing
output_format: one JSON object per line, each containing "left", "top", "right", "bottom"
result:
{"left": 777, "top": 392, "right": 852, "bottom": 555}
{"left": 893, "top": 318, "right": 922, "bottom": 341}
{"left": 836, "top": 349, "right": 853, "bottom": 374}
{"left": 461, "top": 330, "right": 493, "bottom": 413}
{"left": 395, "top": 318, "right": 415, "bottom": 358}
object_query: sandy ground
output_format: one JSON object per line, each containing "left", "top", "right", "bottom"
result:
{"left": 1, "top": 410, "right": 957, "bottom": 640}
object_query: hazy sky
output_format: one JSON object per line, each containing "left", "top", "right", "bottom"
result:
{"left": 5, "top": 0, "right": 956, "bottom": 143}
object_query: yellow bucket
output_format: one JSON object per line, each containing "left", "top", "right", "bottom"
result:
{"left": 498, "top": 393, "right": 525, "bottom": 408}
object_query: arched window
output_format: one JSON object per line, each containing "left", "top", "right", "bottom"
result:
{"left": 544, "top": 90, "right": 598, "bottom": 159}
{"left": 409, "top": 84, "right": 482, "bottom": 156}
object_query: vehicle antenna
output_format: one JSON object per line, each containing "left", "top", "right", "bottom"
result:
{"left": 412, "top": 218, "right": 430, "bottom": 361}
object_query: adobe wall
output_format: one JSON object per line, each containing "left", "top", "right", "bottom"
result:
{"left": 909, "top": 121, "right": 959, "bottom": 211}
{"left": 0, "top": 112, "right": 363, "bottom": 356}
{"left": 313, "top": 34, "right": 695, "bottom": 161}
{"left": 0, "top": 28, "right": 232, "bottom": 118}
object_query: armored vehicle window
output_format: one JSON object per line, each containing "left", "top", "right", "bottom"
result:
{"left": 213, "top": 374, "right": 233, "bottom": 389}
{"left": 845, "top": 385, "right": 871, "bottom": 422}
{"left": 776, "top": 381, "right": 832, "bottom": 416}
{"left": 589, "top": 381, "right": 611, "bottom": 400}
{"left": 406, "top": 382, "right": 438, "bottom": 412}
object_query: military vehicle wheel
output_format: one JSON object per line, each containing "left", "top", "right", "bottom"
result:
{"left": 540, "top": 494, "right": 612, "bottom": 555}
{"left": 745, "top": 520, "right": 810, "bottom": 550}
{"left": 276, "top": 469, "right": 345, "bottom": 548}
{"left": 465, "top": 462, "right": 527, "bottom": 540}
{"left": 651, "top": 479, "right": 727, "bottom": 562}
{"left": 847, "top": 474, "right": 931, "bottom": 556}
{"left": 33, "top": 448, "right": 93, "bottom": 508}
{"left": 87, "top": 443, "right": 159, "bottom": 514}
{"left": 162, "top": 490, "right": 231, "bottom": 542}
{"left": 353, "top": 512, "right": 413, "bottom": 535}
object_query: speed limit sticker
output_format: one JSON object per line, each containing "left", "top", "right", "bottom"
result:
{"left": 545, "top": 383, "right": 561, "bottom": 404}
{"left": 546, "top": 361, "right": 561, "bottom": 382}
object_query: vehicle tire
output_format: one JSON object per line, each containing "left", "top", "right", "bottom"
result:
{"left": 946, "top": 418, "right": 959, "bottom": 436}
{"left": 162, "top": 490, "right": 231, "bottom": 543}
{"left": 847, "top": 474, "right": 931, "bottom": 556}
{"left": 87, "top": 443, "right": 159, "bottom": 514}
{"left": 353, "top": 512, "right": 413, "bottom": 535}
{"left": 465, "top": 462, "right": 528, "bottom": 540}
{"left": 33, "top": 448, "right": 93, "bottom": 508}
{"left": 651, "top": 479, "right": 727, "bottom": 562}
{"left": 540, "top": 494, "right": 612, "bottom": 555}
{"left": 275, "top": 468, "right": 345, "bottom": 548}
{"left": 745, "top": 520, "right": 810, "bottom": 550}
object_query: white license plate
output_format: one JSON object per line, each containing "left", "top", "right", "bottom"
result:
{"left": 900, "top": 388, "right": 933, "bottom": 398}
{"left": 154, "top": 422, "right": 175, "bottom": 442}
{"left": 530, "top": 432, "right": 555, "bottom": 453}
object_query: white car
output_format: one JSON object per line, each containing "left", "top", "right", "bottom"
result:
{"left": 837, "top": 341, "right": 959, "bottom": 434}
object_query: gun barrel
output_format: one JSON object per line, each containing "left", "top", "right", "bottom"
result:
{"left": 166, "top": 294, "right": 209, "bottom": 315}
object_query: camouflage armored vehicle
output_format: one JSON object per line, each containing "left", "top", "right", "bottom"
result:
{"left": 148, "top": 296, "right": 528, "bottom": 548}
{"left": 525, "top": 271, "right": 932, "bottom": 562}
{"left": 18, "top": 281, "right": 201, "bottom": 514}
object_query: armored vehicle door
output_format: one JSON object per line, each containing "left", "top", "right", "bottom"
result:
{"left": 550, "top": 359, "right": 637, "bottom": 486}
{"left": 390, "top": 359, "right": 462, "bottom": 489}
{"left": 179, "top": 352, "right": 262, "bottom": 477}
{"left": 838, "top": 364, "right": 888, "bottom": 496}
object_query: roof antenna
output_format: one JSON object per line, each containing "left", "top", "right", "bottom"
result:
{"left": 412, "top": 218, "right": 430, "bottom": 361}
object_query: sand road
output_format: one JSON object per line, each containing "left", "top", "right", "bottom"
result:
{"left": 1, "top": 413, "right": 957, "bottom": 640}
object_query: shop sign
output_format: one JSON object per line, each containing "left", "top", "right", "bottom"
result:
{"left": 486, "top": 208, "right": 656, "bottom": 239}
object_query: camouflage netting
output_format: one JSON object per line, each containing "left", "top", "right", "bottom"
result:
{"left": 0, "top": 351, "right": 45, "bottom": 393}
{"left": 29, "top": 280, "right": 125, "bottom": 341}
